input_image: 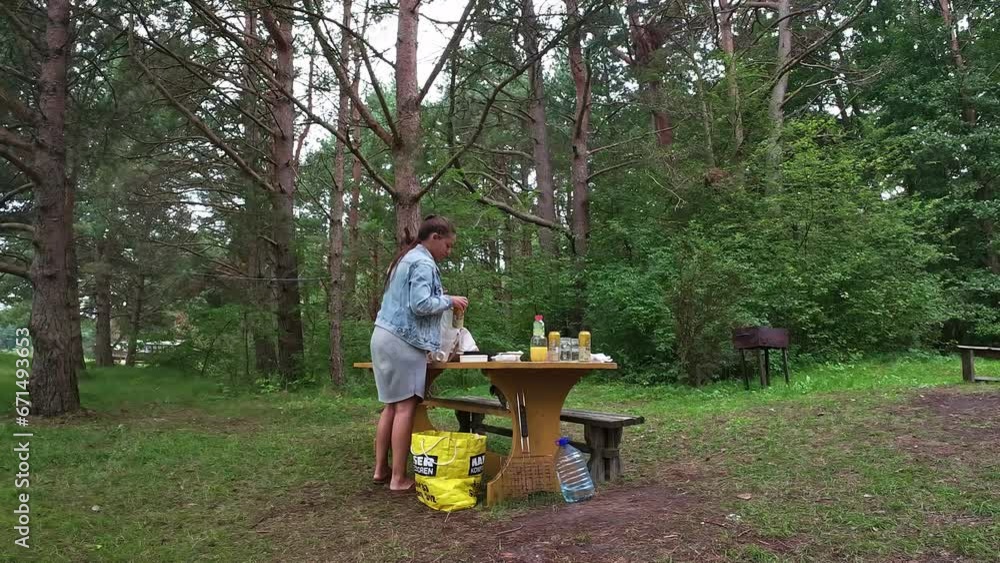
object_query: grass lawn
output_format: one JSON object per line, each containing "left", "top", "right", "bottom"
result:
{"left": 0, "top": 353, "right": 997, "bottom": 562}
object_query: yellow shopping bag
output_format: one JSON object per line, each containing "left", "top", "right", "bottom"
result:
{"left": 410, "top": 430, "right": 487, "bottom": 512}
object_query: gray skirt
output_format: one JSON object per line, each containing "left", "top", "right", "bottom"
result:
{"left": 370, "top": 326, "right": 428, "bottom": 404}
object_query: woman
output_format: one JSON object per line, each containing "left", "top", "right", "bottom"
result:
{"left": 371, "top": 215, "right": 469, "bottom": 491}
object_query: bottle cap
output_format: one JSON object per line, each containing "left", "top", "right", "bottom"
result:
{"left": 556, "top": 436, "right": 570, "bottom": 446}
{"left": 535, "top": 315, "right": 543, "bottom": 321}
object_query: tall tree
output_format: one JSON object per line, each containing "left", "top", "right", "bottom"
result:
{"left": 717, "top": 0, "right": 744, "bottom": 153}
{"left": 757, "top": 0, "right": 793, "bottom": 189}
{"left": 622, "top": 0, "right": 676, "bottom": 147}
{"left": 128, "top": 2, "right": 308, "bottom": 383}
{"left": 124, "top": 274, "right": 144, "bottom": 367}
{"left": 261, "top": 5, "right": 306, "bottom": 382}
{"left": 0, "top": 0, "right": 81, "bottom": 415}
{"left": 301, "top": 0, "right": 603, "bottom": 246}
{"left": 935, "top": 0, "right": 996, "bottom": 274}
{"left": 93, "top": 236, "right": 114, "bottom": 366}
{"left": 566, "top": 0, "right": 593, "bottom": 257}
{"left": 327, "top": 0, "right": 352, "bottom": 386}
{"left": 343, "top": 58, "right": 363, "bottom": 305}
{"left": 241, "top": 9, "right": 278, "bottom": 376}
{"left": 747, "top": 0, "right": 866, "bottom": 189}
{"left": 520, "top": 0, "right": 559, "bottom": 254}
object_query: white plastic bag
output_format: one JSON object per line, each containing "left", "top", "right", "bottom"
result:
{"left": 439, "top": 309, "right": 478, "bottom": 357}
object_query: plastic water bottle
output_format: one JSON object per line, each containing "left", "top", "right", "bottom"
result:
{"left": 554, "top": 436, "right": 595, "bottom": 503}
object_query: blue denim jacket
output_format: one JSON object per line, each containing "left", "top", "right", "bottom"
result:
{"left": 374, "top": 244, "right": 453, "bottom": 352}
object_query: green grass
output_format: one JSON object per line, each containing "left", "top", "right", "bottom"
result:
{"left": 0, "top": 353, "right": 997, "bottom": 561}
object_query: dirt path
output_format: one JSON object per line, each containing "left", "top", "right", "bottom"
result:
{"left": 252, "top": 386, "right": 999, "bottom": 562}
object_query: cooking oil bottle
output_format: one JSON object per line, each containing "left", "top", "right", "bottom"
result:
{"left": 530, "top": 315, "right": 547, "bottom": 361}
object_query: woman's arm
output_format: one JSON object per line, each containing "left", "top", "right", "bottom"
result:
{"left": 408, "top": 262, "right": 453, "bottom": 316}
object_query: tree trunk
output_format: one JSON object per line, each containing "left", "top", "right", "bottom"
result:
{"left": 566, "top": 0, "right": 590, "bottom": 257}
{"left": 765, "top": 0, "right": 792, "bottom": 190}
{"left": 937, "top": 0, "right": 995, "bottom": 272}
{"left": 94, "top": 238, "right": 114, "bottom": 367}
{"left": 833, "top": 84, "right": 850, "bottom": 125}
{"left": 270, "top": 190, "right": 305, "bottom": 384}
{"left": 520, "top": 0, "right": 558, "bottom": 255}
{"left": 519, "top": 164, "right": 534, "bottom": 258}
{"left": 834, "top": 45, "right": 863, "bottom": 120}
{"left": 29, "top": 0, "right": 80, "bottom": 416}
{"left": 344, "top": 67, "right": 363, "bottom": 305}
{"left": 718, "top": 0, "right": 744, "bottom": 153}
{"left": 985, "top": 218, "right": 1000, "bottom": 274}
{"left": 67, "top": 193, "right": 85, "bottom": 370}
{"left": 393, "top": 0, "right": 422, "bottom": 246}
{"left": 242, "top": 9, "right": 277, "bottom": 377}
{"left": 269, "top": 7, "right": 305, "bottom": 384}
{"left": 646, "top": 81, "right": 673, "bottom": 147}
{"left": 627, "top": 1, "right": 673, "bottom": 147}
{"left": 248, "top": 235, "right": 277, "bottom": 375}
{"left": 368, "top": 242, "right": 381, "bottom": 321}
{"left": 327, "top": 0, "right": 351, "bottom": 387}
{"left": 125, "top": 275, "right": 144, "bottom": 367}
{"left": 937, "top": 0, "right": 976, "bottom": 125}
{"left": 693, "top": 62, "right": 716, "bottom": 168}
{"left": 502, "top": 215, "right": 514, "bottom": 317}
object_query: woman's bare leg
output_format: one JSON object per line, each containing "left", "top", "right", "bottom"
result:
{"left": 389, "top": 396, "right": 419, "bottom": 490}
{"left": 373, "top": 403, "right": 395, "bottom": 482}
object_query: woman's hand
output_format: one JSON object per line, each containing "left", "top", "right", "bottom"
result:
{"left": 450, "top": 296, "right": 469, "bottom": 311}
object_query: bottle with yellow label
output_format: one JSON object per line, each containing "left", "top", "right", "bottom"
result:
{"left": 530, "top": 315, "right": 547, "bottom": 361}
{"left": 578, "top": 331, "right": 591, "bottom": 362}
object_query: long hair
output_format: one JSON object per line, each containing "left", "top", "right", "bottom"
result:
{"left": 384, "top": 215, "right": 455, "bottom": 291}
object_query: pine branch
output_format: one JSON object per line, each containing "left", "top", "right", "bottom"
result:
{"left": 0, "top": 146, "right": 41, "bottom": 185}
{"left": 456, "top": 178, "right": 570, "bottom": 236}
{"left": 0, "top": 4, "right": 44, "bottom": 52}
{"left": 417, "top": 0, "right": 477, "bottom": 104}
{"left": 420, "top": 0, "right": 610, "bottom": 199}
{"left": 588, "top": 159, "right": 639, "bottom": 182}
{"left": 300, "top": 0, "right": 396, "bottom": 146}
{"left": 0, "top": 183, "right": 31, "bottom": 207}
{"left": 0, "top": 222, "right": 34, "bottom": 234}
{"left": 129, "top": 33, "right": 274, "bottom": 194}
{"left": 0, "top": 127, "right": 33, "bottom": 151}
{"left": 0, "top": 85, "right": 36, "bottom": 124}
{"left": 769, "top": 1, "right": 869, "bottom": 90}
{"left": 0, "top": 260, "right": 29, "bottom": 280}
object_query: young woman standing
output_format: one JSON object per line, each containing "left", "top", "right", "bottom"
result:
{"left": 370, "top": 216, "right": 469, "bottom": 491}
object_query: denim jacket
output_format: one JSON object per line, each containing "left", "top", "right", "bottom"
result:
{"left": 374, "top": 244, "right": 453, "bottom": 352}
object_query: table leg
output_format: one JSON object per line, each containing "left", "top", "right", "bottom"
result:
{"left": 961, "top": 349, "right": 976, "bottom": 382}
{"left": 740, "top": 350, "right": 749, "bottom": 390}
{"left": 412, "top": 368, "right": 445, "bottom": 433}
{"left": 757, "top": 349, "right": 766, "bottom": 387}
{"left": 764, "top": 348, "right": 771, "bottom": 387}
{"left": 782, "top": 348, "right": 790, "bottom": 384}
{"left": 484, "top": 368, "right": 588, "bottom": 506}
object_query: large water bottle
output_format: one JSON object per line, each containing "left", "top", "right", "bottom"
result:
{"left": 554, "top": 436, "right": 595, "bottom": 503}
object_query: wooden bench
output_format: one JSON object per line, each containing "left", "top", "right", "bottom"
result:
{"left": 424, "top": 395, "right": 644, "bottom": 483}
{"left": 959, "top": 345, "right": 1000, "bottom": 383}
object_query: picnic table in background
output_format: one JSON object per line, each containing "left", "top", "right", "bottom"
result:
{"left": 959, "top": 345, "right": 1000, "bottom": 383}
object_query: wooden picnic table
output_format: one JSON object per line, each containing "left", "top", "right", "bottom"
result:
{"left": 354, "top": 361, "right": 618, "bottom": 506}
{"left": 959, "top": 345, "right": 1000, "bottom": 383}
